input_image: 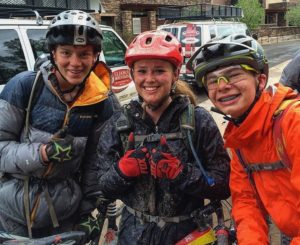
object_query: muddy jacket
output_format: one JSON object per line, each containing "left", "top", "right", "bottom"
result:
{"left": 224, "top": 84, "right": 300, "bottom": 245}
{"left": 0, "top": 62, "right": 113, "bottom": 229}
{"left": 86, "top": 96, "right": 230, "bottom": 245}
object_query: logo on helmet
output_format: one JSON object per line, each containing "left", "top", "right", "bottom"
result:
{"left": 75, "top": 37, "right": 85, "bottom": 44}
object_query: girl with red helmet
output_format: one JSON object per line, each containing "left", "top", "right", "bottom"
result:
{"left": 85, "top": 30, "right": 230, "bottom": 244}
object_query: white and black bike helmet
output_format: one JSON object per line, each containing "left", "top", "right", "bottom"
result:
{"left": 46, "top": 10, "right": 103, "bottom": 52}
{"left": 186, "top": 34, "right": 269, "bottom": 88}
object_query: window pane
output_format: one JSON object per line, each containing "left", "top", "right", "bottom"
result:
{"left": 0, "top": 29, "right": 27, "bottom": 85}
{"left": 102, "top": 30, "right": 126, "bottom": 67}
{"left": 27, "top": 29, "right": 48, "bottom": 60}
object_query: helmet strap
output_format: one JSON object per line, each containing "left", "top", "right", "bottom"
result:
{"left": 170, "top": 81, "right": 177, "bottom": 95}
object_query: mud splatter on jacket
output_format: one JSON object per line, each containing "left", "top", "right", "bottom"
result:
{"left": 85, "top": 95, "right": 230, "bottom": 245}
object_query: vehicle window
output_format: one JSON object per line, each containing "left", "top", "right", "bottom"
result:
{"left": 234, "top": 24, "right": 247, "bottom": 35}
{"left": 102, "top": 30, "right": 126, "bottom": 67}
{"left": 0, "top": 29, "right": 27, "bottom": 85}
{"left": 27, "top": 29, "right": 48, "bottom": 60}
{"left": 161, "top": 27, "right": 178, "bottom": 38}
{"left": 216, "top": 25, "right": 234, "bottom": 38}
{"left": 180, "top": 25, "right": 201, "bottom": 48}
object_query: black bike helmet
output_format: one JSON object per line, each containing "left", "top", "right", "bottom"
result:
{"left": 186, "top": 34, "right": 268, "bottom": 88}
{"left": 46, "top": 10, "right": 103, "bottom": 52}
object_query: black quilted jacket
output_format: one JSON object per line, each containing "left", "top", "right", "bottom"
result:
{"left": 82, "top": 96, "right": 230, "bottom": 245}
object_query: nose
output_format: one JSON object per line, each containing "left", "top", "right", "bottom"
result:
{"left": 145, "top": 71, "right": 155, "bottom": 82}
{"left": 69, "top": 54, "right": 82, "bottom": 66}
{"left": 217, "top": 76, "right": 230, "bottom": 89}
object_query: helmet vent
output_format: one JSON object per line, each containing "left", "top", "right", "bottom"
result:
{"left": 78, "top": 26, "right": 84, "bottom": 35}
{"left": 146, "top": 37, "right": 152, "bottom": 45}
{"left": 165, "top": 35, "right": 172, "bottom": 42}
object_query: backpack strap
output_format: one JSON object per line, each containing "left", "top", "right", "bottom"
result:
{"left": 24, "top": 71, "right": 44, "bottom": 142}
{"left": 116, "top": 104, "right": 190, "bottom": 153}
{"left": 273, "top": 98, "right": 300, "bottom": 169}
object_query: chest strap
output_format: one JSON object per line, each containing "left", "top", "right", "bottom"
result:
{"left": 134, "top": 132, "right": 184, "bottom": 145}
{"left": 244, "top": 160, "right": 287, "bottom": 172}
{"left": 126, "top": 206, "right": 191, "bottom": 228}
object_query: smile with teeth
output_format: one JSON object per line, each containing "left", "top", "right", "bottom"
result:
{"left": 144, "top": 86, "right": 158, "bottom": 91}
{"left": 219, "top": 94, "right": 239, "bottom": 102}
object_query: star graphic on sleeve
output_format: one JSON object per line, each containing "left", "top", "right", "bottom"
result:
{"left": 51, "top": 142, "right": 72, "bottom": 163}
{"left": 79, "top": 215, "right": 100, "bottom": 235}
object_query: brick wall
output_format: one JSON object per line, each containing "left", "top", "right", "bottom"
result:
{"left": 257, "top": 25, "right": 300, "bottom": 44}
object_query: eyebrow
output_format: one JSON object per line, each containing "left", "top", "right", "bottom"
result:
{"left": 207, "top": 67, "right": 241, "bottom": 78}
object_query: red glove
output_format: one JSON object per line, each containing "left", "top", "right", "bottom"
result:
{"left": 118, "top": 132, "right": 149, "bottom": 177}
{"left": 150, "top": 136, "right": 183, "bottom": 179}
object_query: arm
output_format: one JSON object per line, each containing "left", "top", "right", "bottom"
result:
{"left": 230, "top": 151, "right": 269, "bottom": 245}
{"left": 79, "top": 96, "right": 118, "bottom": 214}
{"left": 82, "top": 111, "right": 134, "bottom": 201}
{"left": 281, "top": 104, "right": 300, "bottom": 244}
{"left": 175, "top": 107, "right": 231, "bottom": 200}
{"left": 279, "top": 50, "right": 300, "bottom": 91}
{"left": 0, "top": 72, "right": 44, "bottom": 174}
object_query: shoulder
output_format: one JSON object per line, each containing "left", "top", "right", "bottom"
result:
{"left": 0, "top": 71, "right": 37, "bottom": 109}
{"left": 194, "top": 105, "right": 214, "bottom": 121}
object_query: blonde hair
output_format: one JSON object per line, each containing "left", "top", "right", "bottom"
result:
{"left": 172, "top": 80, "right": 197, "bottom": 106}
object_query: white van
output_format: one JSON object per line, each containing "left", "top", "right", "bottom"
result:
{"left": 157, "top": 21, "right": 252, "bottom": 87}
{"left": 0, "top": 18, "right": 137, "bottom": 105}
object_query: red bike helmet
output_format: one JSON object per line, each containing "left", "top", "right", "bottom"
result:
{"left": 125, "top": 30, "right": 183, "bottom": 69}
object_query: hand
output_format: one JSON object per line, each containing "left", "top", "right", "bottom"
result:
{"left": 45, "top": 127, "right": 75, "bottom": 164}
{"left": 150, "top": 135, "right": 183, "bottom": 179}
{"left": 117, "top": 132, "right": 149, "bottom": 177}
{"left": 75, "top": 213, "right": 103, "bottom": 243}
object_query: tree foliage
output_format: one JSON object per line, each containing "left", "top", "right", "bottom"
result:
{"left": 235, "top": 0, "right": 264, "bottom": 30}
{"left": 286, "top": 4, "right": 300, "bottom": 26}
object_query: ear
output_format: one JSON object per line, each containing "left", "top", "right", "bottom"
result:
{"left": 173, "top": 68, "right": 180, "bottom": 81}
{"left": 257, "top": 74, "right": 267, "bottom": 91}
{"left": 51, "top": 50, "right": 56, "bottom": 60}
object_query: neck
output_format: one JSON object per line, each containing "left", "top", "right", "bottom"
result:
{"left": 144, "top": 97, "right": 172, "bottom": 124}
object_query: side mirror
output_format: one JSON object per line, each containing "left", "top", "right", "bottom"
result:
{"left": 252, "top": 33, "right": 258, "bottom": 40}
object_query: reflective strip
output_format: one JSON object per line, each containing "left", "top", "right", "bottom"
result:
{"left": 245, "top": 161, "right": 287, "bottom": 172}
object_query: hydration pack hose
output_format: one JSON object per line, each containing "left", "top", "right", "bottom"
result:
{"left": 187, "top": 130, "right": 215, "bottom": 186}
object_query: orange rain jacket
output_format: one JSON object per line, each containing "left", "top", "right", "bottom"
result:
{"left": 224, "top": 84, "right": 300, "bottom": 245}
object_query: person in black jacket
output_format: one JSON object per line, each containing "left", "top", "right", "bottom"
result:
{"left": 279, "top": 50, "right": 300, "bottom": 92}
{"left": 84, "top": 30, "right": 230, "bottom": 245}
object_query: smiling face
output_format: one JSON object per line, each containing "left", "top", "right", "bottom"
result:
{"left": 206, "top": 65, "right": 267, "bottom": 118}
{"left": 52, "top": 44, "right": 98, "bottom": 90}
{"left": 132, "top": 59, "right": 179, "bottom": 110}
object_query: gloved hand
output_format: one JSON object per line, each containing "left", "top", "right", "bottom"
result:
{"left": 150, "top": 135, "right": 183, "bottom": 179}
{"left": 117, "top": 132, "right": 150, "bottom": 177}
{"left": 45, "top": 127, "right": 75, "bottom": 164}
{"left": 75, "top": 213, "right": 103, "bottom": 243}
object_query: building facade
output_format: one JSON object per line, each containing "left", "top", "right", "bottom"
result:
{"left": 99, "top": 0, "right": 231, "bottom": 42}
{"left": 264, "top": 0, "right": 300, "bottom": 26}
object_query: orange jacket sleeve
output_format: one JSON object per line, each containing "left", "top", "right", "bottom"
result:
{"left": 230, "top": 151, "right": 269, "bottom": 245}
